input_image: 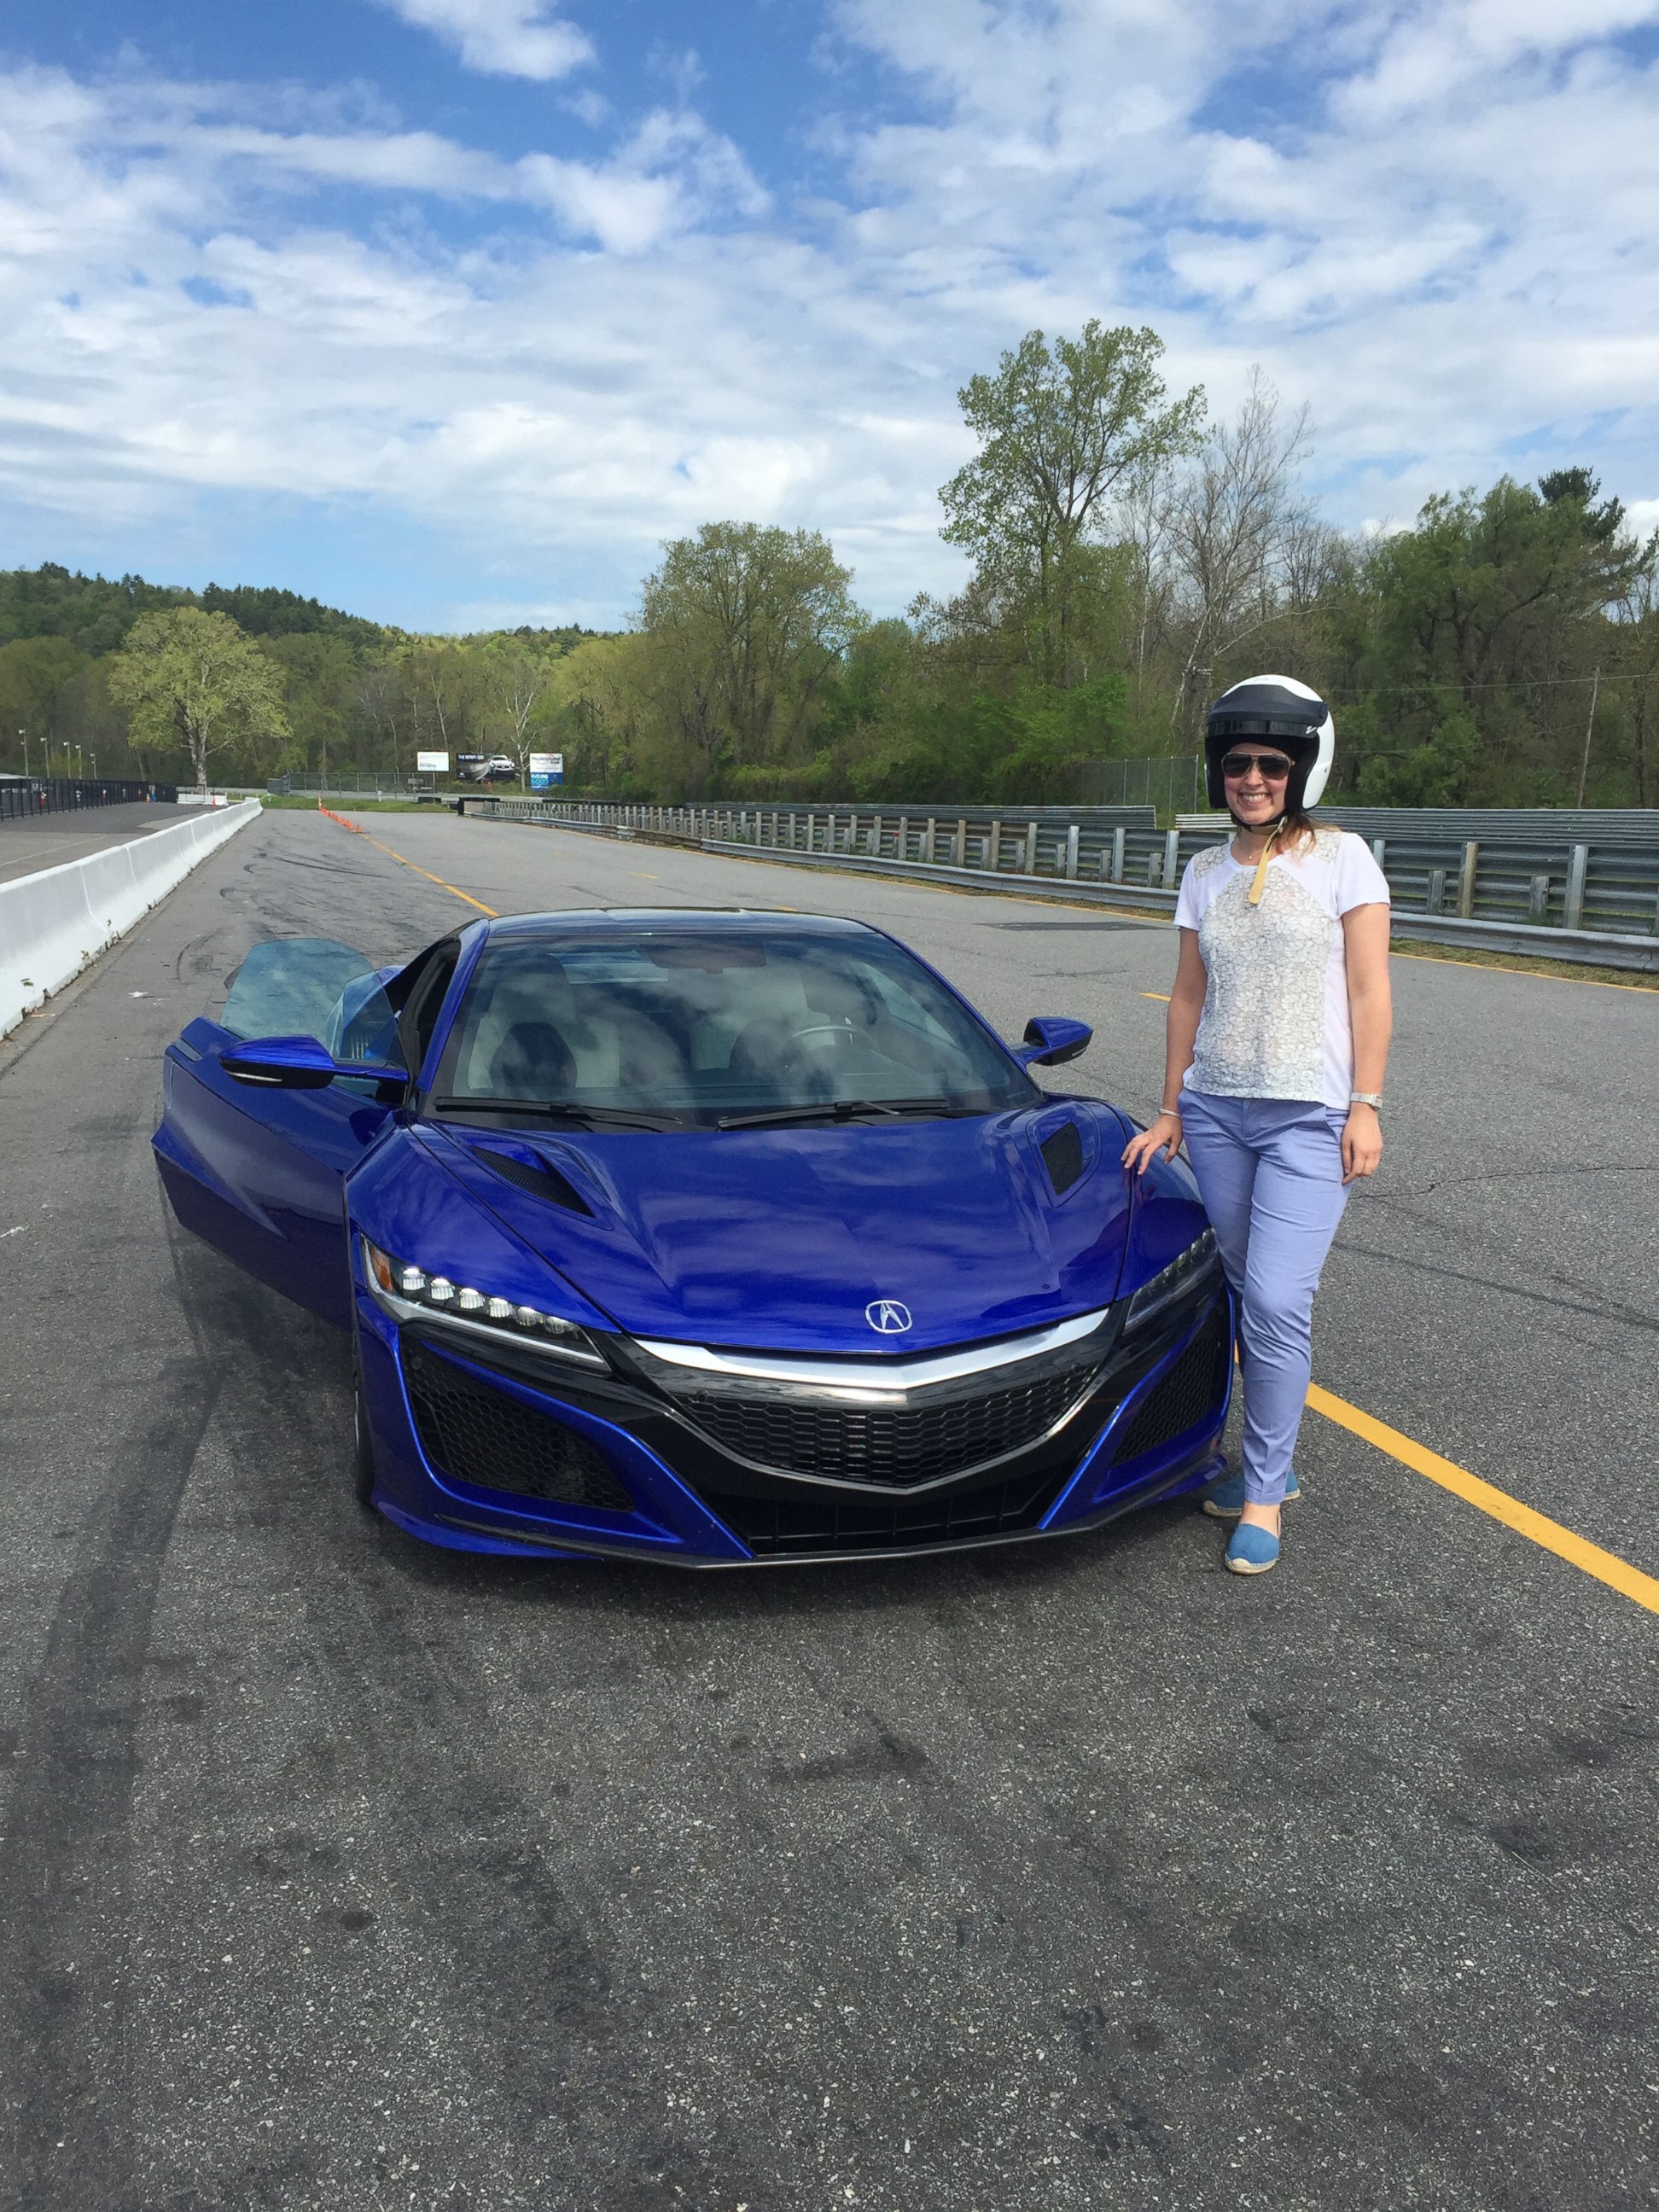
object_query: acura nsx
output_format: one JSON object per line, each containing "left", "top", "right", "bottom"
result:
{"left": 154, "top": 910, "right": 1230, "bottom": 1563}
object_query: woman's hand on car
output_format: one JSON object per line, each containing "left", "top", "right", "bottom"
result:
{"left": 1341, "top": 1103, "right": 1382, "bottom": 1184}
{"left": 1121, "top": 1109, "right": 1184, "bottom": 1176}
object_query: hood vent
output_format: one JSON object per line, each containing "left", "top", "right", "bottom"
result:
{"left": 480, "top": 1148, "right": 592, "bottom": 1216}
{"left": 1039, "top": 1120, "right": 1085, "bottom": 1197}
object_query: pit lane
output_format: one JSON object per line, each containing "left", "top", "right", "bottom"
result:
{"left": 0, "top": 806, "right": 1652, "bottom": 2212}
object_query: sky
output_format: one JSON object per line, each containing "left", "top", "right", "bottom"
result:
{"left": 2, "top": 0, "right": 1656, "bottom": 632}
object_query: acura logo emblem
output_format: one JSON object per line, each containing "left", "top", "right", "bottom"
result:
{"left": 865, "top": 1299, "right": 912, "bottom": 1335}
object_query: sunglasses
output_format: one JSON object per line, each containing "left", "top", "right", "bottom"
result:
{"left": 1221, "top": 751, "right": 1292, "bottom": 780}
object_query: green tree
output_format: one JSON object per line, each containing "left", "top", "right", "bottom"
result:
{"left": 260, "top": 631, "right": 363, "bottom": 782}
{"left": 1373, "top": 477, "right": 1650, "bottom": 709}
{"left": 1351, "top": 474, "right": 1655, "bottom": 800}
{"left": 939, "top": 322, "right": 1205, "bottom": 690}
{"left": 550, "top": 634, "right": 657, "bottom": 795}
{"left": 108, "top": 608, "right": 289, "bottom": 791}
{"left": 1606, "top": 573, "right": 1659, "bottom": 806}
{"left": 0, "top": 563, "right": 189, "bottom": 656}
{"left": 0, "top": 636, "right": 89, "bottom": 771}
{"left": 1356, "top": 707, "right": 1483, "bottom": 806}
{"left": 638, "top": 523, "right": 862, "bottom": 791}
{"left": 480, "top": 644, "right": 558, "bottom": 786}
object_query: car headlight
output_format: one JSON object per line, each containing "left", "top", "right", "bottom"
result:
{"left": 1124, "top": 1227, "right": 1220, "bottom": 1334}
{"left": 362, "top": 1237, "right": 608, "bottom": 1368}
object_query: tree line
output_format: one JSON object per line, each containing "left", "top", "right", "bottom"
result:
{"left": 3, "top": 322, "right": 1655, "bottom": 806}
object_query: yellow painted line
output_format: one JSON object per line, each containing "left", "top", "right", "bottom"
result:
{"left": 1307, "top": 1383, "right": 1659, "bottom": 1615}
{"left": 1389, "top": 946, "right": 1656, "bottom": 995}
{"left": 363, "top": 834, "right": 498, "bottom": 916}
{"left": 1142, "top": 991, "right": 1170, "bottom": 1001}
{"left": 632, "top": 870, "right": 658, "bottom": 880}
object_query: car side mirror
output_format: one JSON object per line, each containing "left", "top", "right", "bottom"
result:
{"left": 220, "top": 1033, "right": 409, "bottom": 1092}
{"left": 1014, "top": 1016, "right": 1093, "bottom": 1068}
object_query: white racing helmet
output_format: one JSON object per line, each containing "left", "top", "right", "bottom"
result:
{"left": 1204, "top": 675, "right": 1335, "bottom": 817}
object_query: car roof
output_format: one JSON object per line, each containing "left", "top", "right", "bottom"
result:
{"left": 482, "top": 908, "right": 878, "bottom": 940}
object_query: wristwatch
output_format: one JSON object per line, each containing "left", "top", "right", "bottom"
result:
{"left": 1348, "top": 1091, "right": 1383, "bottom": 1110}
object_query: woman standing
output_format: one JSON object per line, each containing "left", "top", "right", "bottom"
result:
{"left": 1121, "top": 676, "right": 1393, "bottom": 1576}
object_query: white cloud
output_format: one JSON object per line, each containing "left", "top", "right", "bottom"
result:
{"left": 1, "top": 4, "right": 1657, "bottom": 626}
{"left": 374, "top": 0, "right": 592, "bottom": 81}
{"left": 1332, "top": 0, "right": 1659, "bottom": 121}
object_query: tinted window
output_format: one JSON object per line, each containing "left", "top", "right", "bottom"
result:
{"left": 433, "top": 929, "right": 1034, "bottom": 1125}
{"left": 221, "top": 938, "right": 378, "bottom": 1042}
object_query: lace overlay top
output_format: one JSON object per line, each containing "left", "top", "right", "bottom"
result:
{"left": 1173, "top": 829, "right": 1390, "bottom": 1108}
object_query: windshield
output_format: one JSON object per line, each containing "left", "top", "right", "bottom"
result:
{"left": 431, "top": 928, "right": 1037, "bottom": 1127}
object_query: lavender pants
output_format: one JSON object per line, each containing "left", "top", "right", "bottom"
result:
{"left": 1179, "top": 1090, "right": 1351, "bottom": 1506}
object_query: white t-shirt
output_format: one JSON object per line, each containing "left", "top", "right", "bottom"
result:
{"left": 1173, "top": 828, "right": 1390, "bottom": 1109}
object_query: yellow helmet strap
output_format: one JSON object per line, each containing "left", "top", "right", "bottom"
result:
{"left": 1245, "top": 818, "right": 1284, "bottom": 906}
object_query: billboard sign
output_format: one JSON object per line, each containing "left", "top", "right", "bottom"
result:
{"left": 529, "top": 752, "right": 564, "bottom": 791}
{"left": 416, "top": 750, "right": 450, "bottom": 774}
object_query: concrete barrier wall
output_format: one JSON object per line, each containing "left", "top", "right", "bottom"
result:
{"left": 0, "top": 800, "right": 261, "bottom": 1040}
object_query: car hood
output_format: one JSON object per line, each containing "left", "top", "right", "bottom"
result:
{"left": 417, "top": 1104, "right": 1134, "bottom": 1354}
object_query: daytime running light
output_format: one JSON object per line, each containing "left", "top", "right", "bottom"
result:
{"left": 362, "top": 1238, "right": 605, "bottom": 1362}
{"left": 1124, "top": 1227, "right": 1219, "bottom": 1333}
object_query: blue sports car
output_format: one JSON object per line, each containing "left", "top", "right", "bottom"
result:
{"left": 154, "top": 910, "right": 1229, "bottom": 1563}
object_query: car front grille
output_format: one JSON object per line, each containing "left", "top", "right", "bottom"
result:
{"left": 1109, "top": 1300, "right": 1231, "bottom": 1465}
{"left": 675, "top": 1358, "right": 1101, "bottom": 1488}
{"left": 402, "top": 1337, "right": 634, "bottom": 1513}
{"left": 701, "top": 1470, "right": 1067, "bottom": 1557}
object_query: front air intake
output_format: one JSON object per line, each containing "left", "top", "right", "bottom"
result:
{"left": 479, "top": 1148, "right": 592, "bottom": 1214}
{"left": 1109, "top": 1301, "right": 1231, "bottom": 1464}
{"left": 701, "top": 1469, "right": 1068, "bottom": 1555}
{"left": 402, "top": 1337, "right": 631, "bottom": 1511}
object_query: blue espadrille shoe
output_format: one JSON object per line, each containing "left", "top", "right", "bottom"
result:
{"left": 1225, "top": 1520, "right": 1281, "bottom": 1575}
{"left": 1202, "top": 1470, "right": 1301, "bottom": 1519}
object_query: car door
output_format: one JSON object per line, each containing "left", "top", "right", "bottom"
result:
{"left": 154, "top": 936, "right": 442, "bottom": 1326}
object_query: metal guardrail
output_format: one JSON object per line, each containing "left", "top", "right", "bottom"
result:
{"left": 1175, "top": 813, "right": 1659, "bottom": 939}
{"left": 1275, "top": 804, "right": 1659, "bottom": 847}
{"left": 495, "top": 799, "right": 1158, "bottom": 872}
{"left": 474, "top": 798, "right": 1659, "bottom": 972}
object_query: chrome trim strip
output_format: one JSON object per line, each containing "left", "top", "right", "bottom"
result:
{"left": 632, "top": 1307, "right": 1112, "bottom": 1394}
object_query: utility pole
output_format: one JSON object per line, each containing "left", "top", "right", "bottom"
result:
{"left": 1575, "top": 665, "right": 1600, "bottom": 806}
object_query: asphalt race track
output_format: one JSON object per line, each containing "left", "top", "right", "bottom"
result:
{"left": 0, "top": 801, "right": 184, "bottom": 888}
{"left": 1, "top": 807, "right": 1654, "bottom": 2212}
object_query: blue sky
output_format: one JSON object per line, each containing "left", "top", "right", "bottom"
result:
{"left": 3, "top": 1, "right": 1656, "bottom": 632}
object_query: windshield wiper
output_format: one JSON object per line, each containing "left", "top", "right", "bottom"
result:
{"left": 716, "top": 1096, "right": 979, "bottom": 1132}
{"left": 432, "top": 1097, "right": 680, "bottom": 1131}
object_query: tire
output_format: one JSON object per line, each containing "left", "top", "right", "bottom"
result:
{"left": 352, "top": 1342, "right": 378, "bottom": 1511}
